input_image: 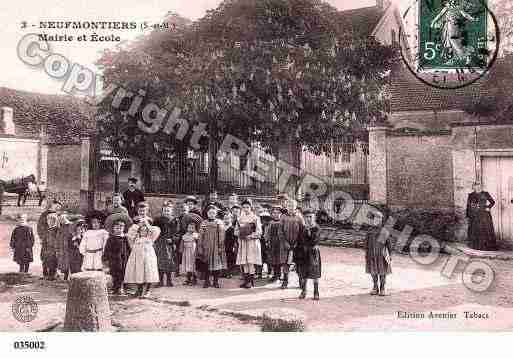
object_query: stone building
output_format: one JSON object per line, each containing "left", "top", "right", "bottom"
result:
{"left": 0, "top": 87, "right": 95, "bottom": 211}
{"left": 367, "top": 62, "right": 513, "bottom": 247}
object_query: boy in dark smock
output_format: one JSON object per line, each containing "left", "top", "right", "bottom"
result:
{"left": 103, "top": 219, "right": 131, "bottom": 295}
{"left": 278, "top": 199, "right": 304, "bottom": 289}
{"left": 10, "top": 214, "right": 35, "bottom": 273}
{"left": 153, "top": 202, "right": 180, "bottom": 287}
{"left": 295, "top": 210, "right": 321, "bottom": 300}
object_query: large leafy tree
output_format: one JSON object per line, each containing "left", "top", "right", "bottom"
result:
{"left": 465, "top": 53, "right": 513, "bottom": 122}
{"left": 463, "top": 1, "right": 513, "bottom": 123}
{"left": 492, "top": 0, "right": 513, "bottom": 55}
{"left": 96, "top": 13, "right": 195, "bottom": 192}
{"left": 96, "top": 0, "right": 396, "bottom": 193}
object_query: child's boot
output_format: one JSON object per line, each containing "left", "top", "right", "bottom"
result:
{"left": 256, "top": 266, "right": 262, "bottom": 279}
{"left": 281, "top": 272, "right": 288, "bottom": 289}
{"left": 166, "top": 272, "right": 174, "bottom": 287}
{"left": 213, "top": 271, "right": 220, "bottom": 288}
{"left": 269, "top": 266, "right": 280, "bottom": 282}
{"left": 203, "top": 272, "right": 211, "bottom": 288}
{"left": 135, "top": 284, "right": 144, "bottom": 297}
{"left": 158, "top": 271, "right": 164, "bottom": 287}
{"left": 240, "top": 274, "right": 251, "bottom": 289}
{"left": 299, "top": 279, "right": 307, "bottom": 299}
{"left": 313, "top": 282, "right": 319, "bottom": 300}
{"left": 378, "top": 275, "right": 387, "bottom": 296}
{"left": 371, "top": 275, "right": 379, "bottom": 295}
{"left": 143, "top": 283, "right": 152, "bottom": 298}
{"left": 184, "top": 272, "right": 192, "bottom": 285}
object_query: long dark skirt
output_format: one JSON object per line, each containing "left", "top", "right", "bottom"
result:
{"left": 468, "top": 211, "right": 497, "bottom": 251}
{"left": 295, "top": 247, "right": 322, "bottom": 279}
{"left": 68, "top": 248, "right": 83, "bottom": 274}
{"left": 365, "top": 231, "right": 392, "bottom": 275}
{"left": 260, "top": 237, "right": 268, "bottom": 264}
{"left": 154, "top": 241, "right": 176, "bottom": 272}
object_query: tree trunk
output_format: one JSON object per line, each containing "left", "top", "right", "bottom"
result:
{"left": 141, "top": 141, "right": 153, "bottom": 193}
{"left": 114, "top": 161, "right": 120, "bottom": 194}
{"left": 63, "top": 271, "right": 112, "bottom": 332}
{"left": 278, "top": 140, "right": 301, "bottom": 197}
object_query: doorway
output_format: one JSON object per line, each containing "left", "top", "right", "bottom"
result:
{"left": 481, "top": 156, "right": 513, "bottom": 241}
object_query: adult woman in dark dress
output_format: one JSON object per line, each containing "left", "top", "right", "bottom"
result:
{"left": 466, "top": 182, "right": 497, "bottom": 251}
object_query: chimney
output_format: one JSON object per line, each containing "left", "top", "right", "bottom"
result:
{"left": 0, "top": 107, "right": 15, "bottom": 136}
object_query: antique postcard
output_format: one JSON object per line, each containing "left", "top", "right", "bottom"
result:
{"left": 0, "top": 0, "right": 511, "bottom": 356}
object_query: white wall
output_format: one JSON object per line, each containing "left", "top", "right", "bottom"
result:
{"left": 0, "top": 137, "right": 40, "bottom": 182}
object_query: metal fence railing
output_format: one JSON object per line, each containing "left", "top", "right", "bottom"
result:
{"left": 142, "top": 142, "right": 369, "bottom": 197}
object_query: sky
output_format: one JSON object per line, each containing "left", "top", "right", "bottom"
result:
{"left": 0, "top": 0, "right": 407, "bottom": 95}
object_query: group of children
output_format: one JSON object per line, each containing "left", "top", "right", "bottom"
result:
{"left": 9, "top": 192, "right": 393, "bottom": 300}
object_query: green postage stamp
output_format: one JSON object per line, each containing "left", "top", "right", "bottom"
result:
{"left": 419, "top": 0, "right": 488, "bottom": 69}
{"left": 400, "top": 0, "right": 499, "bottom": 88}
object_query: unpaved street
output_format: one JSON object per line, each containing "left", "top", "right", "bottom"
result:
{"left": 1, "top": 220, "right": 513, "bottom": 331}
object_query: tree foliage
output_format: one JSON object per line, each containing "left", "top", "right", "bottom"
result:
{"left": 96, "top": 0, "right": 396, "bottom": 161}
{"left": 492, "top": 0, "right": 513, "bottom": 55}
{"left": 466, "top": 53, "right": 513, "bottom": 121}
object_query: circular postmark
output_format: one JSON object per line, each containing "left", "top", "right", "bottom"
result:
{"left": 399, "top": 0, "right": 500, "bottom": 89}
{"left": 12, "top": 296, "right": 38, "bottom": 323}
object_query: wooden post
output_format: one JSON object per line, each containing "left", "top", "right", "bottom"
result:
{"left": 63, "top": 271, "right": 112, "bottom": 332}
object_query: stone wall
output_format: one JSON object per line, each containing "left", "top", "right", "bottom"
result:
{"left": 387, "top": 133, "right": 454, "bottom": 209}
{"left": 47, "top": 144, "right": 81, "bottom": 192}
{"left": 0, "top": 136, "right": 40, "bottom": 181}
{"left": 368, "top": 127, "right": 387, "bottom": 204}
{"left": 452, "top": 124, "right": 513, "bottom": 242}
{"left": 46, "top": 190, "right": 81, "bottom": 210}
{"left": 367, "top": 122, "right": 513, "bottom": 244}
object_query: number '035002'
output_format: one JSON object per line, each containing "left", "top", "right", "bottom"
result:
{"left": 13, "top": 341, "right": 46, "bottom": 350}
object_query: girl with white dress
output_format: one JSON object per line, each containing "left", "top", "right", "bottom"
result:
{"left": 79, "top": 217, "right": 109, "bottom": 271}
{"left": 180, "top": 222, "right": 199, "bottom": 285}
{"left": 235, "top": 199, "right": 262, "bottom": 289}
{"left": 124, "top": 204, "right": 161, "bottom": 298}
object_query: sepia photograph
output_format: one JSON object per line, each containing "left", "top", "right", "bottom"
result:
{"left": 0, "top": 0, "right": 512, "bottom": 355}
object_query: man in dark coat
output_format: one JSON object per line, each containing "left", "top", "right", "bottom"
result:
{"left": 123, "top": 177, "right": 145, "bottom": 218}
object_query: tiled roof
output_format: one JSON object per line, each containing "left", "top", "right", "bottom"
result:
{"left": 389, "top": 63, "right": 492, "bottom": 113}
{"left": 0, "top": 87, "right": 95, "bottom": 144}
{"left": 338, "top": 5, "right": 385, "bottom": 37}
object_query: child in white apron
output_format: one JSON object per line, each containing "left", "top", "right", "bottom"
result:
{"left": 79, "top": 216, "right": 109, "bottom": 271}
